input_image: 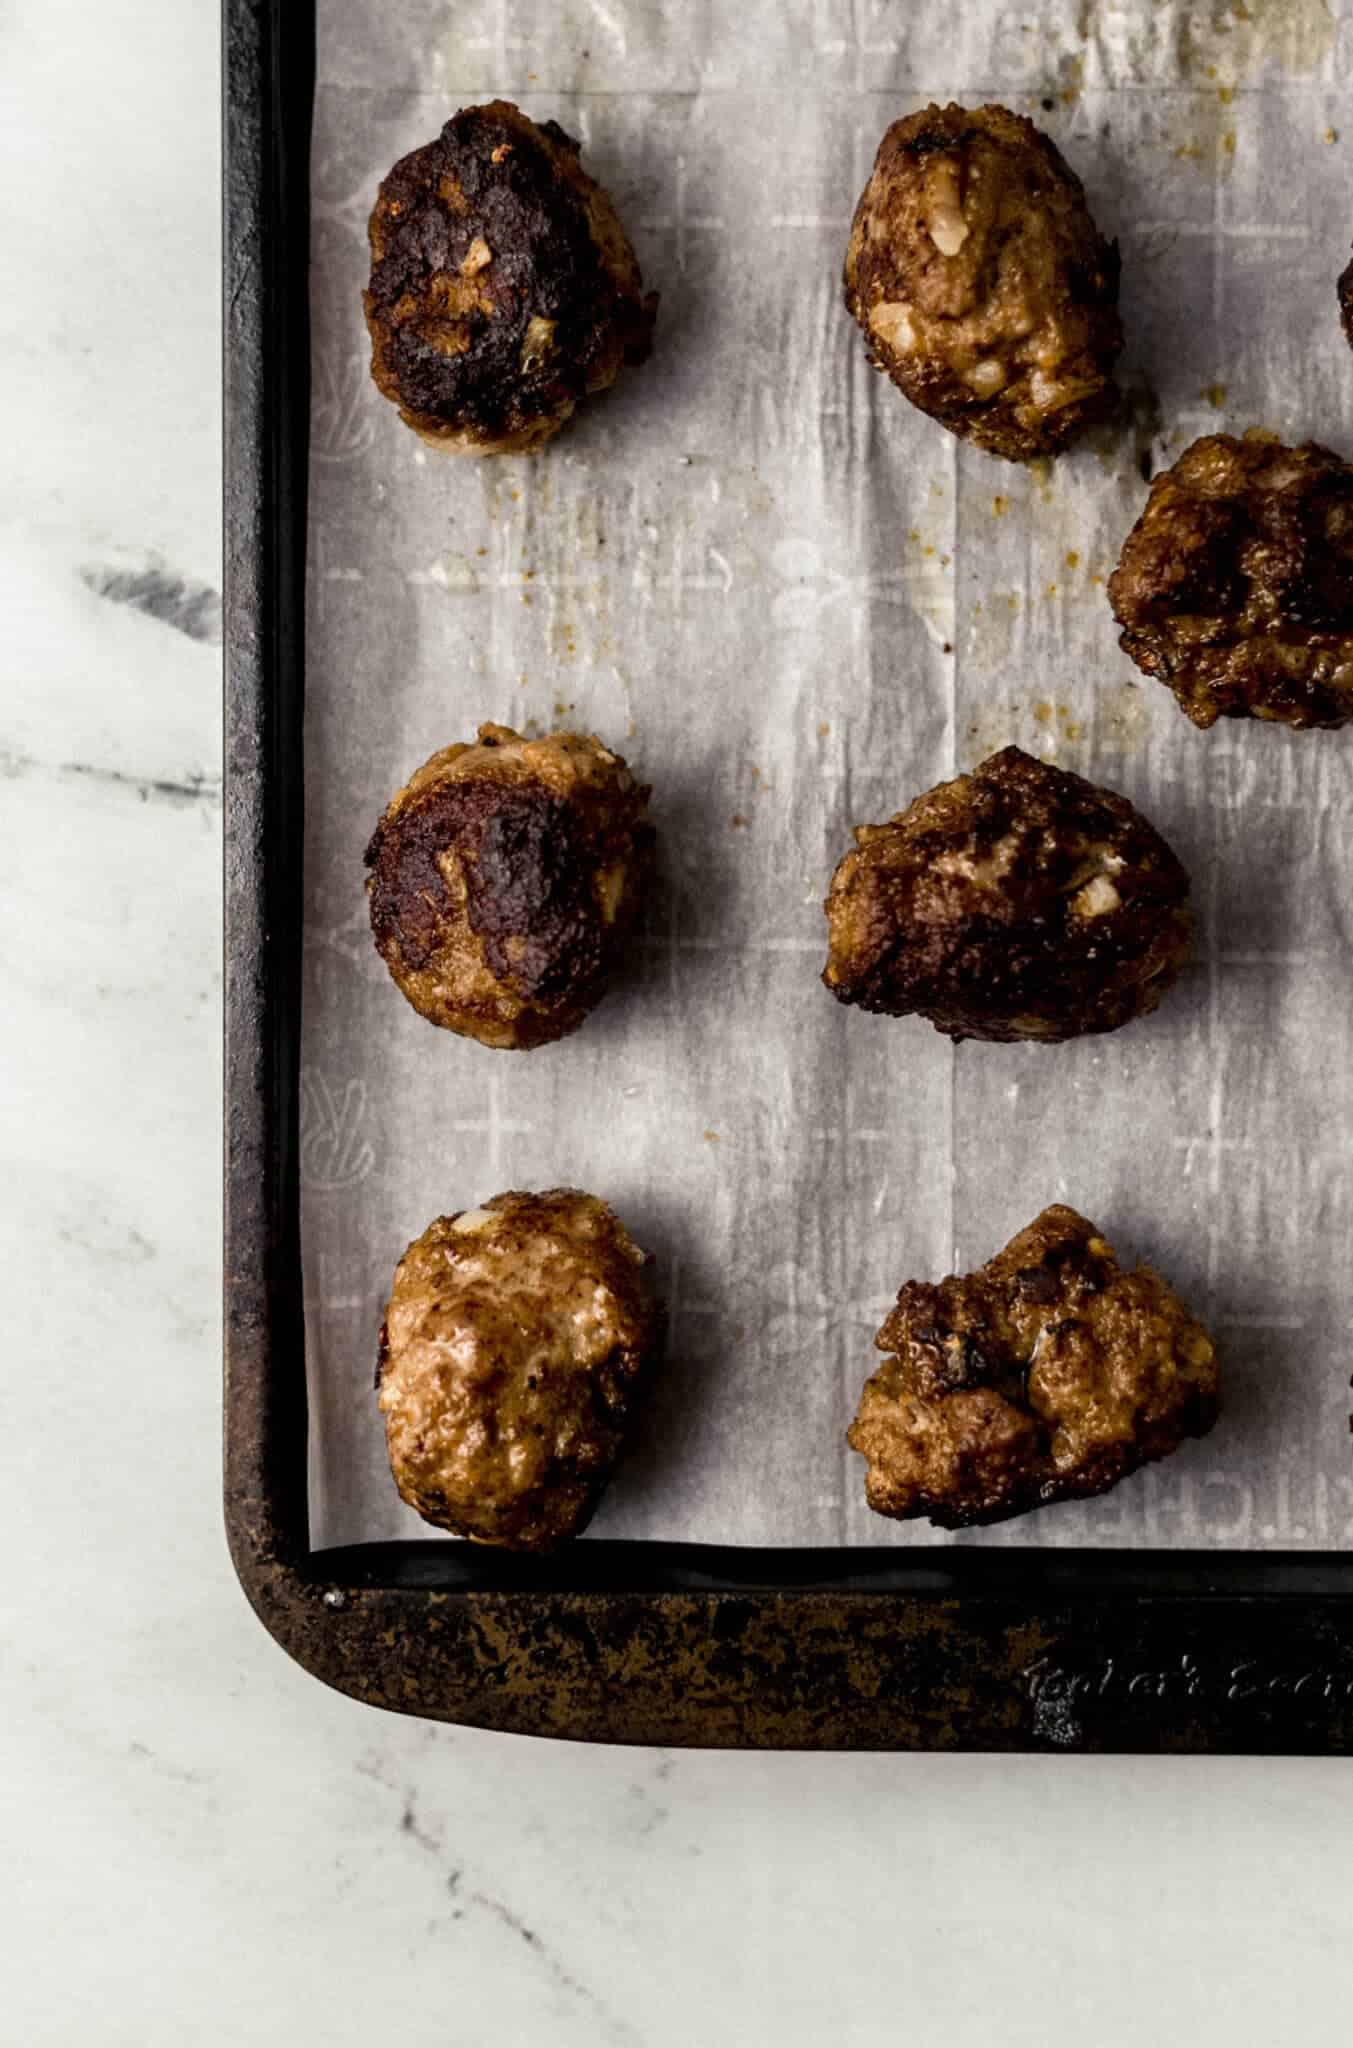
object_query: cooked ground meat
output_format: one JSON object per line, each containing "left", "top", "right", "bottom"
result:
{"left": 848, "top": 1204, "right": 1219, "bottom": 1529}
{"left": 364, "top": 100, "right": 656, "bottom": 452}
{"left": 366, "top": 724, "right": 652, "bottom": 1049}
{"left": 378, "top": 1191, "right": 661, "bottom": 1550}
{"left": 843, "top": 102, "right": 1122, "bottom": 460}
{"left": 1109, "top": 430, "right": 1353, "bottom": 729}
{"left": 822, "top": 746, "right": 1192, "bottom": 1043}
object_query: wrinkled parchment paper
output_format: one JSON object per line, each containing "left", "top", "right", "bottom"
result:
{"left": 303, "top": 0, "right": 1353, "bottom": 1550}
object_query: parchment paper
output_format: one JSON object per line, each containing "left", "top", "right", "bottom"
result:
{"left": 302, "top": 0, "right": 1353, "bottom": 1551}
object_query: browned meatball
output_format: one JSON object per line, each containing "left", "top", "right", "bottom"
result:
{"left": 844, "top": 103, "right": 1122, "bottom": 460}
{"left": 378, "top": 1191, "right": 661, "bottom": 1550}
{"left": 365, "top": 724, "right": 652, "bottom": 1049}
{"left": 1109, "top": 431, "right": 1353, "bottom": 729}
{"left": 364, "top": 100, "right": 656, "bottom": 453}
{"left": 848, "top": 1204, "right": 1219, "bottom": 1529}
{"left": 822, "top": 747, "right": 1192, "bottom": 1044}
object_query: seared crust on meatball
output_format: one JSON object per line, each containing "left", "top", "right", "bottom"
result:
{"left": 1109, "top": 431, "right": 1353, "bottom": 729}
{"left": 822, "top": 747, "right": 1192, "bottom": 1044}
{"left": 848, "top": 1205, "right": 1219, "bottom": 1529}
{"left": 378, "top": 1191, "right": 661, "bottom": 1550}
{"left": 366, "top": 724, "right": 652, "bottom": 1049}
{"left": 844, "top": 102, "right": 1122, "bottom": 460}
{"left": 364, "top": 100, "right": 656, "bottom": 452}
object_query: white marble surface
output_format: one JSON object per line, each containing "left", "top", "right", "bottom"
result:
{"left": 4, "top": 3, "right": 1353, "bottom": 2042}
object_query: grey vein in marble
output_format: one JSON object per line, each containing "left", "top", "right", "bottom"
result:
{"left": 465, "top": 1890, "right": 644, "bottom": 2047}
{"left": 1, "top": 746, "right": 221, "bottom": 807}
{"left": 388, "top": 1776, "right": 645, "bottom": 2045}
{"left": 80, "top": 559, "right": 223, "bottom": 644}
{"left": 64, "top": 758, "right": 222, "bottom": 805}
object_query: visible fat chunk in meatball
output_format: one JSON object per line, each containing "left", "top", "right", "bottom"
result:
{"left": 1109, "top": 430, "right": 1353, "bottom": 729}
{"left": 844, "top": 102, "right": 1122, "bottom": 460}
{"left": 364, "top": 100, "right": 657, "bottom": 452}
{"left": 848, "top": 1204, "right": 1219, "bottom": 1529}
{"left": 366, "top": 724, "right": 652, "bottom": 1049}
{"left": 822, "top": 746, "right": 1192, "bottom": 1044}
{"left": 378, "top": 1191, "right": 661, "bottom": 1550}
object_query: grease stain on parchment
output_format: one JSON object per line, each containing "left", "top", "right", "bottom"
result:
{"left": 1076, "top": 0, "right": 1334, "bottom": 83}
{"left": 1034, "top": 700, "right": 1086, "bottom": 742}
{"left": 960, "top": 682, "right": 1150, "bottom": 768}
{"left": 1180, "top": 0, "right": 1335, "bottom": 83}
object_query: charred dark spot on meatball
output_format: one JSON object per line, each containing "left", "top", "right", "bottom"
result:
{"left": 364, "top": 100, "right": 656, "bottom": 451}
{"left": 365, "top": 778, "right": 510, "bottom": 973}
{"left": 1016, "top": 1264, "right": 1061, "bottom": 1303}
{"left": 1113, "top": 494, "right": 1245, "bottom": 620}
{"left": 1257, "top": 471, "right": 1353, "bottom": 631}
{"left": 913, "top": 1327, "right": 1001, "bottom": 1394}
{"left": 847, "top": 1204, "right": 1219, "bottom": 1529}
{"left": 902, "top": 124, "right": 984, "bottom": 157}
{"left": 843, "top": 101, "right": 1122, "bottom": 461}
{"left": 467, "top": 792, "right": 603, "bottom": 999}
{"left": 377, "top": 1191, "right": 662, "bottom": 1550}
{"left": 365, "top": 726, "right": 652, "bottom": 1049}
{"left": 367, "top": 780, "right": 601, "bottom": 999}
{"left": 1109, "top": 431, "right": 1353, "bottom": 729}
{"left": 473, "top": 794, "right": 575, "bottom": 916}
{"left": 822, "top": 746, "right": 1192, "bottom": 1044}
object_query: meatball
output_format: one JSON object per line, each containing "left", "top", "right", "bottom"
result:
{"left": 848, "top": 1204, "right": 1219, "bottom": 1529}
{"left": 364, "top": 100, "right": 656, "bottom": 453}
{"left": 843, "top": 102, "right": 1122, "bottom": 460}
{"left": 822, "top": 746, "right": 1192, "bottom": 1044}
{"left": 366, "top": 724, "right": 652, "bottom": 1049}
{"left": 1109, "top": 431, "right": 1353, "bottom": 729}
{"left": 378, "top": 1191, "right": 661, "bottom": 1550}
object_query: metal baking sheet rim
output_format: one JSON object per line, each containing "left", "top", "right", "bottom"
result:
{"left": 222, "top": 0, "right": 1353, "bottom": 1750}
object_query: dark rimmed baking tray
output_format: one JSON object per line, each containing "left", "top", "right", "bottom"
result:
{"left": 223, "top": 0, "right": 1353, "bottom": 1750}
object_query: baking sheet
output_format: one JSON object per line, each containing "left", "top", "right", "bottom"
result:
{"left": 302, "top": 0, "right": 1353, "bottom": 1551}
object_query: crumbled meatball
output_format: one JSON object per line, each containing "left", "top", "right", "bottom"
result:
{"left": 822, "top": 746, "right": 1192, "bottom": 1044}
{"left": 843, "top": 102, "right": 1122, "bottom": 460}
{"left": 1109, "top": 430, "right": 1353, "bottom": 729}
{"left": 364, "top": 100, "right": 656, "bottom": 452}
{"left": 378, "top": 1191, "right": 661, "bottom": 1550}
{"left": 848, "top": 1204, "right": 1219, "bottom": 1529}
{"left": 366, "top": 724, "right": 652, "bottom": 1049}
